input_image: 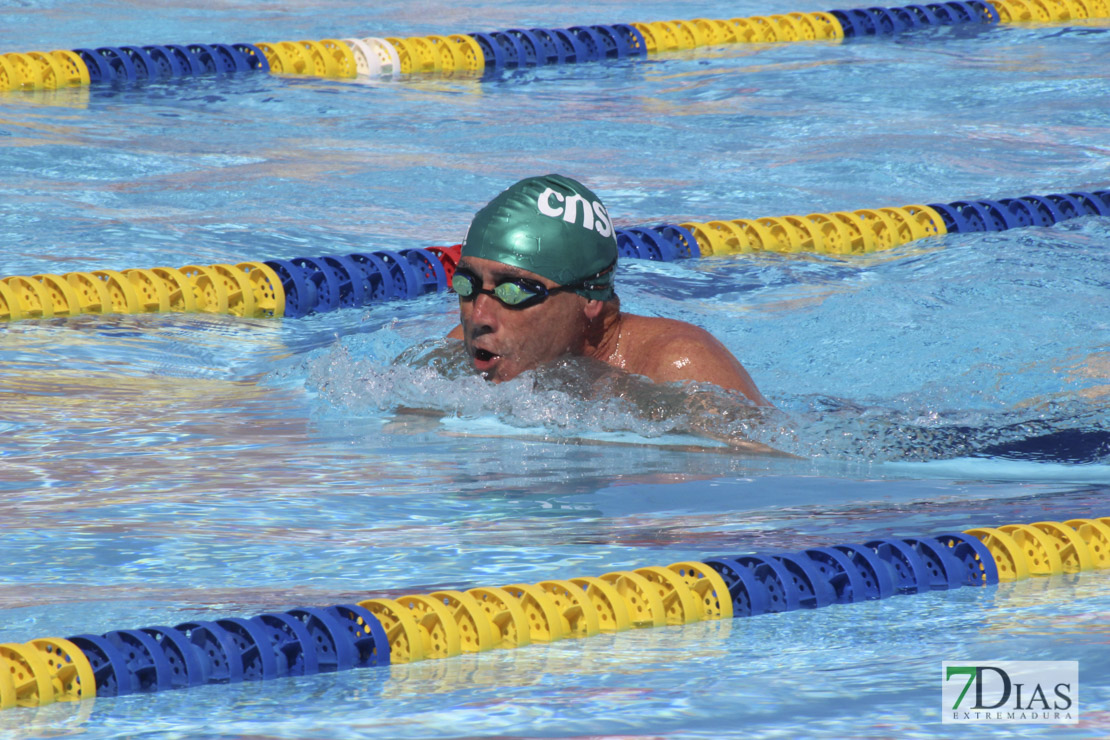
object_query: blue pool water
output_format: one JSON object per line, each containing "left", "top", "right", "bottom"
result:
{"left": 1, "top": 0, "right": 1109, "bottom": 737}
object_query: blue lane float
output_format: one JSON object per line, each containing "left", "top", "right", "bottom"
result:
{"left": 69, "top": 42, "right": 268, "bottom": 84}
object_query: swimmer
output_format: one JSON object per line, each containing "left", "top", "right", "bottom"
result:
{"left": 447, "top": 173, "right": 769, "bottom": 406}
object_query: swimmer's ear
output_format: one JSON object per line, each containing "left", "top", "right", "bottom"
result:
{"left": 583, "top": 298, "right": 605, "bottom": 320}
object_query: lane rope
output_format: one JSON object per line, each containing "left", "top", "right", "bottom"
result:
{"left": 1, "top": 2, "right": 1107, "bottom": 90}
{"left": 1, "top": 189, "right": 1106, "bottom": 322}
{"left": 3, "top": 515, "right": 1106, "bottom": 710}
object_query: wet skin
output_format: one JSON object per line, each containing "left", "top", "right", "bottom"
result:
{"left": 446, "top": 256, "right": 769, "bottom": 406}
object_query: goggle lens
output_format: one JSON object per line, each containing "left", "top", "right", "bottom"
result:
{"left": 451, "top": 272, "right": 477, "bottom": 297}
{"left": 493, "top": 281, "right": 538, "bottom": 306}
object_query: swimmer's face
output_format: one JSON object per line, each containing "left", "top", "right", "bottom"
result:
{"left": 456, "top": 257, "right": 590, "bottom": 382}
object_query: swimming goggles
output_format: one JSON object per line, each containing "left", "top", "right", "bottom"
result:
{"left": 452, "top": 267, "right": 603, "bottom": 309}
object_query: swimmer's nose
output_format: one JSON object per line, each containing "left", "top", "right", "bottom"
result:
{"left": 470, "top": 291, "right": 501, "bottom": 329}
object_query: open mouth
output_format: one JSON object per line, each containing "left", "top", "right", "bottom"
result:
{"left": 473, "top": 347, "right": 500, "bottom": 373}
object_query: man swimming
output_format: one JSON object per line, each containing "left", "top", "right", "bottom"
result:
{"left": 446, "top": 174, "right": 770, "bottom": 407}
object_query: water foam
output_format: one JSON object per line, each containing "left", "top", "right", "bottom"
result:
{"left": 302, "top": 331, "right": 784, "bottom": 449}
{"left": 298, "top": 327, "right": 1109, "bottom": 465}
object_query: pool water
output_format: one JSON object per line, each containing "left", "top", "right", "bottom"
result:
{"left": 1, "top": 0, "right": 1109, "bottom": 737}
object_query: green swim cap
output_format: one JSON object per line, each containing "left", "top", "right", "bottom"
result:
{"left": 462, "top": 174, "right": 618, "bottom": 301}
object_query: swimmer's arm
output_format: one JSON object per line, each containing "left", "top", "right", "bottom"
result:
{"left": 382, "top": 407, "right": 445, "bottom": 435}
{"left": 641, "top": 326, "right": 771, "bottom": 407}
{"left": 607, "top": 363, "right": 789, "bottom": 457}
{"left": 632, "top": 326, "right": 789, "bottom": 455}
{"left": 447, "top": 324, "right": 462, "bottom": 340}
{"left": 680, "top": 397, "right": 795, "bottom": 457}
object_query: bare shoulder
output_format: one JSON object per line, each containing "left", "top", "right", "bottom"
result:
{"left": 619, "top": 314, "right": 769, "bottom": 405}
